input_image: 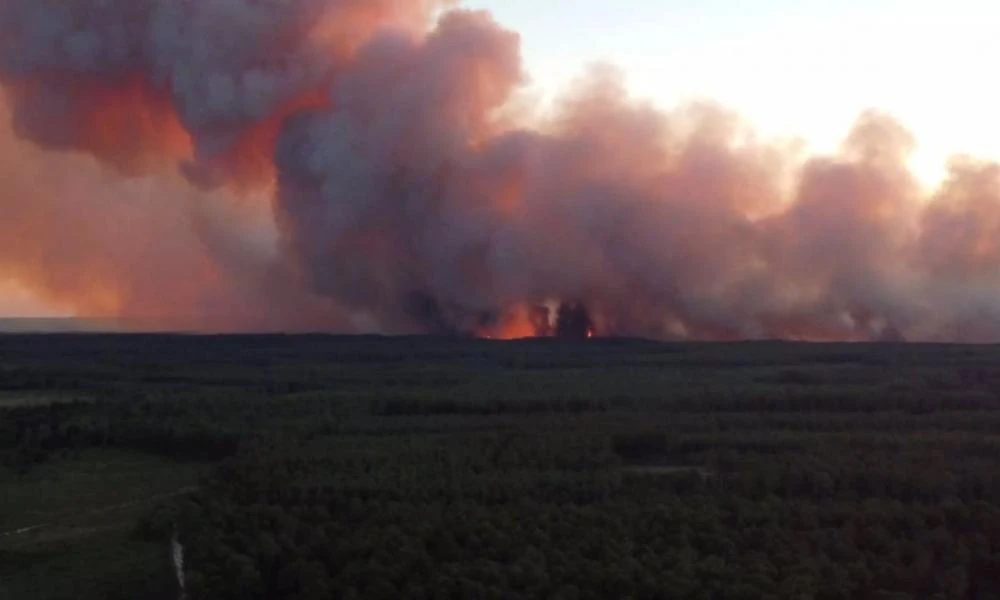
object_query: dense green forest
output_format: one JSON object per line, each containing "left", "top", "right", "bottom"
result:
{"left": 5, "top": 334, "right": 1000, "bottom": 599}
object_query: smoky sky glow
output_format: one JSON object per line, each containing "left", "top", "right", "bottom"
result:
{"left": 1, "top": 0, "right": 1000, "bottom": 341}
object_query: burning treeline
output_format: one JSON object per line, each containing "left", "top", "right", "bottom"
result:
{"left": 1, "top": 0, "right": 999, "bottom": 341}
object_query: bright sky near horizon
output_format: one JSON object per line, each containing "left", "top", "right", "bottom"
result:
{"left": 0, "top": 280, "right": 62, "bottom": 317}
{"left": 465, "top": 0, "right": 998, "bottom": 186}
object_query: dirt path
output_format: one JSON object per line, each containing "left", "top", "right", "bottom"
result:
{"left": 622, "top": 465, "right": 713, "bottom": 478}
{"left": 0, "top": 524, "right": 48, "bottom": 538}
{"left": 0, "top": 486, "right": 198, "bottom": 541}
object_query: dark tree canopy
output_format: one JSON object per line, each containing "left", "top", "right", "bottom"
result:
{"left": 5, "top": 335, "right": 1000, "bottom": 599}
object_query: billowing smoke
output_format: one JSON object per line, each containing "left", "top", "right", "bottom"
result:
{"left": 2, "top": 0, "right": 1000, "bottom": 341}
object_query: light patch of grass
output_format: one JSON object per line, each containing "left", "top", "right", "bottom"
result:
{"left": 622, "top": 465, "right": 713, "bottom": 479}
{"left": 0, "top": 392, "right": 91, "bottom": 408}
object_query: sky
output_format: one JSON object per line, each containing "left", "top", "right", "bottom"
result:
{"left": 466, "top": 0, "right": 998, "bottom": 186}
{"left": 0, "top": 280, "right": 59, "bottom": 317}
{"left": 1, "top": 0, "right": 997, "bottom": 321}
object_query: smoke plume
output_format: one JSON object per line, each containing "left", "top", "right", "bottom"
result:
{"left": 2, "top": 0, "right": 1000, "bottom": 341}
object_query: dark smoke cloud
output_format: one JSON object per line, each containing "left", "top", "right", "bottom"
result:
{"left": 1, "top": 1, "right": 1000, "bottom": 340}
{"left": 0, "top": 0, "right": 446, "bottom": 183}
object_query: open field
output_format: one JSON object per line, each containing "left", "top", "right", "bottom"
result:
{"left": 0, "top": 449, "right": 202, "bottom": 536}
{"left": 4, "top": 335, "right": 1000, "bottom": 598}
{"left": 0, "top": 448, "right": 202, "bottom": 600}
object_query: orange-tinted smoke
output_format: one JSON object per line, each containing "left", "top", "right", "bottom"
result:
{"left": 190, "top": 89, "right": 331, "bottom": 193}
{"left": 274, "top": 17, "right": 1000, "bottom": 345}
{"left": 0, "top": 0, "right": 450, "bottom": 329}
{"left": 0, "top": 94, "right": 343, "bottom": 332}
{"left": 0, "top": 0, "right": 451, "bottom": 189}
{"left": 5, "top": 75, "right": 193, "bottom": 175}
{"left": 183, "top": 0, "right": 449, "bottom": 193}
{"left": 4, "top": 3, "right": 1000, "bottom": 341}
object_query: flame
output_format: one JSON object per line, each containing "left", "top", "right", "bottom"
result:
{"left": 477, "top": 302, "right": 600, "bottom": 340}
{"left": 481, "top": 304, "right": 540, "bottom": 340}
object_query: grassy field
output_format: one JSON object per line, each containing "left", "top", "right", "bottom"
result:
{"left": 0, "top": 449, "right": 203, "bottom": 600}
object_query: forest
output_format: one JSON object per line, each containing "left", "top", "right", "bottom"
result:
{"left": 4, "top": 334, "right": 1000, "bottom": 599}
